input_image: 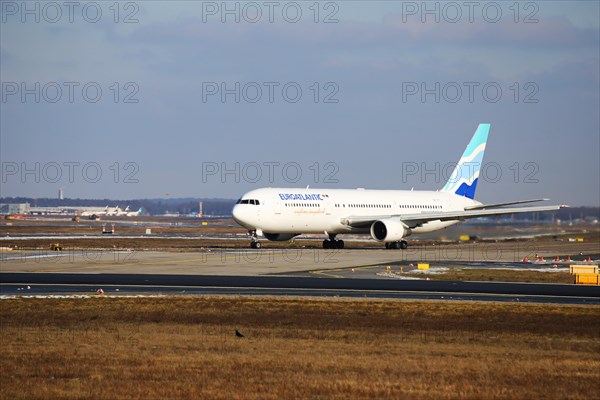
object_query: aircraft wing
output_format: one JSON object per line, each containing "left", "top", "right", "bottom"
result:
{"left": 341, "top": 204, "right": 567, "bottom": 229}
{"left": 464, "top": 198, "right": 549, "bottom": 210}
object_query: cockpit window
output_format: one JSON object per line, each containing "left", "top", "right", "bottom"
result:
{"left": 238, "top": 199, "right": 260, "bottom": 205}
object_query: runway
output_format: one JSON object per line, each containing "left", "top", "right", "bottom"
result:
{"left": 1, "top": 272, "right": 598, "bottom": 304}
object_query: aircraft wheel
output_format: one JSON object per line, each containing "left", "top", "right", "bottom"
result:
{"left": 385, "top": 242, "right": 391, "bottom": 249}
{"left": 336, "top": 240, "right": 344, "bottom": 249}
{"left": 391, "top": 241, "right": 401, "bottom": 250}
{"left": 400, "top": 240, "right": 408, "bottom": 250}
{"left": 323, "top": 240, "right": 331, "bottom": 249}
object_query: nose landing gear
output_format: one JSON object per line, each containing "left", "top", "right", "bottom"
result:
{"left": 248, "top": 230, "right": 261, "bottom": 249}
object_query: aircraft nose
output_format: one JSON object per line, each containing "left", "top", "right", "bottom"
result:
{"left": 232, "top": 204, "right": 244, "bottom": 226}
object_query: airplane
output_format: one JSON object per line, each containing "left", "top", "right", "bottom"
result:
{"left": 114, "top": 206, "right": 142, "bottom": 217}
{"left": 116, "top": 206, "right": 130, "bottom": 216}
{"left": 110, "top": 206, "right": 142, "bottom": 217}
{"left": 104, "top": 206, "right": 120, "bottom": 216}
{"left": 80, "top": 206, "right": 109, "bottom": 217}
{"left": 126, "top": 207, "right": 143, "bottom": 217}
{"left": 232, "top": 124, "right": 567, "bottom": 249}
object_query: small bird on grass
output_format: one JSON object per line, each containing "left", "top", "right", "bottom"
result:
{"left": 235, "top": 329, "right": 245, "bottom": 338}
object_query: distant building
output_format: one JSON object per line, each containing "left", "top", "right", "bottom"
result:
{"left": 58, "top": 188, "right": 64, "bottom": 200}
{"left": 7, "top": 203, "right": 30, "bottom": 214}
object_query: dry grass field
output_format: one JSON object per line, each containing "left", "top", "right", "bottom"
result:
{"left": 400, "top": 268, "right": 574, "bottom": 283}
{"left": 1, "top": 297, "right": 599, "bottom": 399}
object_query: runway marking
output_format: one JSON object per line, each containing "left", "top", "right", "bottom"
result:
{"left": 351, "top": 265, "right": 381, "bottom": 271}
{"left": 309, "top": 269, "right": 344, "bottom": 278}
{"left": 310, "top": 265, "right": 383, "bottom": 279}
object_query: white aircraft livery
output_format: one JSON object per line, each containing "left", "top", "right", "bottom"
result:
{"left": 232, "top": 124, "right": 566, "bottom": 249}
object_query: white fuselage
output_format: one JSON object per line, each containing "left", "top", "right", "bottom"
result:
{"left": 232, "top": 187, "right": 479, "bottom": 237}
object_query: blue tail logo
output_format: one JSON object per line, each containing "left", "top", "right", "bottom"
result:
{"left": 441, "top": 124, "right": 490, "bottom": 199}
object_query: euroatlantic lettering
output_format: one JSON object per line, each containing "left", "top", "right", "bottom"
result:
{"left": 278, "top": 193, "right": 325, "bottom": 201}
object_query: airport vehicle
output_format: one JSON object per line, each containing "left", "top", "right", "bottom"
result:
{"left": 232, "top": 124, "right": 566, "bottom": 249}
{"left": 4, "top": 214, "right": 26, "bottom": 220}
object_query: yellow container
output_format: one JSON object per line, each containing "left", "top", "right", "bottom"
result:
{"left": 576, "top": 238, "right": 584, "bottom": 242}
{"left": 459, "top": 235, "right": 470, "bottom": 242}
{"left": 575, "top": 273, "right": 600, "bottom": 285}
{"left": 418, "top": 263, "right": 429, "bottom": 270}
{"left": 570, "top": 265, "right": 598, "bottom": 275}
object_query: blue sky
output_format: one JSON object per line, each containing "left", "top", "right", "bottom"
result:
{"left": 1, "top": 1, "right": 598, "bottom": 206}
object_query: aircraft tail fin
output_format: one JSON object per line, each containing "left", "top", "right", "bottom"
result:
{"left": 440, "top": 123, "right": 490, "bottom": 199}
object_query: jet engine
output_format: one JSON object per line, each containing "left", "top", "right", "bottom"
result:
{"left": 370, "top": 219, "right": 410, "bottom": 242}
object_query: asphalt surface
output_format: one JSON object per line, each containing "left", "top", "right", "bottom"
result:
{"left": 1, "top": 272, "right": 599, "bottom": 304}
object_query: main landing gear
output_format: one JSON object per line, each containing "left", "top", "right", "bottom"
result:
{"left": 385, "top": 240, "right": 408, "bottom": 250}
{"left": 323, "top": 234, "right": 344, "bottom": 249}
{"left": 248, "top": 230, "right": 261, "bottom": 249}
